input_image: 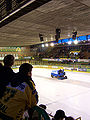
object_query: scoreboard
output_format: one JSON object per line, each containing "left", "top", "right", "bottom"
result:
{"left": 0, "top": 0, "right": 51, "bottom": 27}
{"left": 0, "top": 0, "right": 33, "bottom": 20}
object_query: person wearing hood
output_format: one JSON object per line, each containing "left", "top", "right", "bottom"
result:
{"left": 0, "top": 63, "right": 38, "bottom": 120}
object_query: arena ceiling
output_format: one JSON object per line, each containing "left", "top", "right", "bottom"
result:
{"left": 0, "top": 0, "right": 90, "bottom": 47}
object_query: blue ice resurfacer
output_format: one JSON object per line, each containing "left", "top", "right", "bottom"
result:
{"left": 51, "top": 69, "right": 67, "bottom": 80}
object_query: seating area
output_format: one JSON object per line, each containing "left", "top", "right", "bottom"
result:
{"left": 33, "top": 44, "right": 90, "bottom": 60}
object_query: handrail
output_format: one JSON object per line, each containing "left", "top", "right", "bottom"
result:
{"left": 76, "top": 117, "right": 81, "bottom": 120}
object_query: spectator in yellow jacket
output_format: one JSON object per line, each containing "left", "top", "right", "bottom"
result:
{"left": 0, "top": 63, "right": 38, "bottom": 120}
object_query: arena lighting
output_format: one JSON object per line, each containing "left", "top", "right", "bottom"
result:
{"left": 41, "top": 44, "right": 45, "bottom": 47}
{"left": 50, "top": 43, "right": 54, "bottom": 47}
{"left": 51, "top": 36, "right": 53, "bottom": 40}
{"left": 68, "top": 34, "right": 70, "bottom": 37}
{"left": 56, "top": 28, "right": 61, "bottom": 38}
{"left": 72, "top": 30, "right": 77, "bottom": 40}
{"left": 74, "top": 40, "right": 78, "bottom": 44}
{"left": 46, "top": 37, "right": 48, "bottom": 41}
{"left": 39, "top": 34, "right": 43, "bottom": 41}
{"left": 55, "top": 28, "right": 61, "bottom": 42}
{"left": 45, "top": 43, "right": 48, "bottom": 47}
{"left": 68, "top": 41, "right": 72, "bottom": 45}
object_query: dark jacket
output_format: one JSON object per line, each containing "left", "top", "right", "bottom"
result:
{"left": 0, "top": 65, "right": 15, "bottom": 98}
{"left": 0, "top": 66, "right": 15, "bottom": 85}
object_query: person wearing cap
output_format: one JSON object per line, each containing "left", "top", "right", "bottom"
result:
{"left": 52, "top": 109, "right": 66, "bottom": 120}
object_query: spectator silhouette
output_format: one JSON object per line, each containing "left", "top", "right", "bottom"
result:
{"left": 3, "top": 54, "right": 14, "bottom": 67}
{"left": 1, "top": 55, "right": 15, "bottom": 85}
{"left": 65, "top": 116, "right": 75, "bottom": 120}
{"left": 52, "top": 109, "right": 66, "bottom": 120}
{"left": 0, "top": 55, "right": 15, "bottom": 98}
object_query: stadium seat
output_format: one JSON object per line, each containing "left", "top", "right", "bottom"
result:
{"left": 28, "top": 106, "right": 50, "bottom": 120}
{"left": 76, "top": 117, "right": 81, "bottom": 120}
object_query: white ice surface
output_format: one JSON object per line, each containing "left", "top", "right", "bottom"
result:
{"left": 14, "top": 68, "right": 90, "bottom": 120}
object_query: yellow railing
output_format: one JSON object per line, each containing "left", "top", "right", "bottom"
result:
{"left": 76, "top": 117, "right": 81, "bottom": 120}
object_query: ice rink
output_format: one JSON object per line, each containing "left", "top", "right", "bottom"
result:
{"left": 14, "top": 68, "right": 90, "bottom": 120}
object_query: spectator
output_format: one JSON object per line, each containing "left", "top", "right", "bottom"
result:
{"left": 52, "top": 109, "right": 67, "bottom": 120}
{"left": 11, "top": 63, "right": 39, "bottom": 104}
{"left": 0, "top": 55, "right": 15, "bottom": 97}
{"left": 0, "top": 55, "right": 15, "bottom": 86}
{"left": 0, "top": 63, "right": 38, "bottom": 120}
{"left": 65, "top": 116, "right": 75, "bottom": 120}
{"left": 3, "top": 54, "right": 14, "bottom": 68}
